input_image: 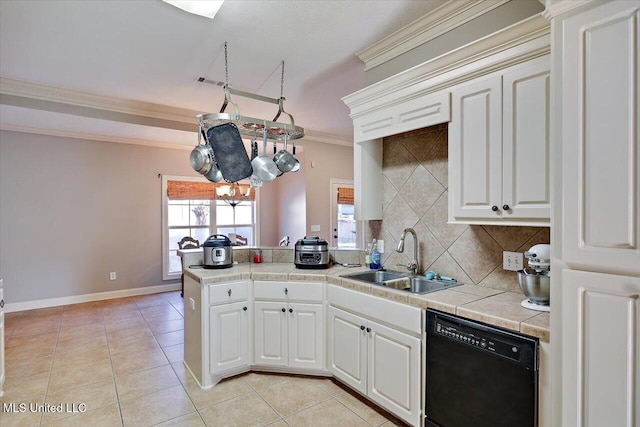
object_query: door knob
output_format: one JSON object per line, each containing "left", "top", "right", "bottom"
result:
{"left": 360, "top": 325, "right": 365, "bottom": 331}
{"left": 366, "top": 327, "right": 371, "bottom": 333}
{"left": 243, "top": 306, "right": 247, "bottom": 311}
{"left": 289, "top": 308, "right": 293, "bottom": 313}
{"left": 281, "top": 308, "right": 286, "bottom": 312}
{"left": 503, "top": 204, "right": 510, "bottom": 211}
{"left": 491, "top": 205, "right": 499, "bottom": 212}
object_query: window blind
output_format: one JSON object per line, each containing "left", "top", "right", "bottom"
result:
{"left": 337, "top": 187, "right": 354, "bottom": 205}
{"left": 167, "top": 180, "right": 255, "bottom": 201}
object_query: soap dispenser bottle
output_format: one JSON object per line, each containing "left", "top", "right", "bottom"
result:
{"left": 370, "top": 240, "right": 381, "bottom": 270}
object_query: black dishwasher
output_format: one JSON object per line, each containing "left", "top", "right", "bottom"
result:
{"left": 425, "top": 309, "right": 538, "bottom": 427}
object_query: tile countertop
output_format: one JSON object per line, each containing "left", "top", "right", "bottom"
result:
{"left": 184, "top": 263, "right": 549, "bottom": 342}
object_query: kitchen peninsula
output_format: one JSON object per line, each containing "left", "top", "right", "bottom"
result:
{"left": 180, "top": 248, "right": 550, "bottom": 427}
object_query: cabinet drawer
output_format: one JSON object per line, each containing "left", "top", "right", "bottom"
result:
{"left": 209, "top": 280, "right": 249, "bottom": 305}
{"left": 254, "top": 281, "right": 323, "bottom": 302}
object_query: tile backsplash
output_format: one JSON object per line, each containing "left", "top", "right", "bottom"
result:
{"left": 366, "top": 124, "right": 550, "bottom": 293}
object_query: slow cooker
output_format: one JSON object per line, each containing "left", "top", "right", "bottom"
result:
{"left": 294, "top": 236, "right": 330, "bottom": 269}
{"left": 203, "top": 234, "right": 233, "bottom": 269}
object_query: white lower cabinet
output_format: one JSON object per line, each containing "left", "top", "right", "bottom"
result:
{"left": 253, "top": 281, "right": 324, "bottom": 371}
{"left": 328, "top": 305, "right": 421, "bottom": 426}
{"left": 209, "top": 300, "right": 250, "bottom": 374}
{"left": 183, "top": 277, "right": 252, "bottom": 389}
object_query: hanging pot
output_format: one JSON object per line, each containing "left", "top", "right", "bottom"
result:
{"left": 251, "top": 128, "right": 280, "bottom": 182}
{"left": 290, "top": 141, "right": 300, "bottom": 172}
{"left": 204, "top": 159, "right": 223, "bottom": 182}
{"left": 190, "top": 126, "right": 214, "bottom": 174}
{"left": 273, "top": 133, "right": 296, "bottom": 173}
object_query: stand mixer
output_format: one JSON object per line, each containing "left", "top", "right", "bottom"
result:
{"left": 517, "top": 243, "right": 550, "bottom": 312}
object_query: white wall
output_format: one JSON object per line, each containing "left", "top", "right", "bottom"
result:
{"left": 301, "top": 142, "right": 354, "bottom": 242}
{"left": 0, "top": 130, "right": 353, "bottom": 304}
{"left": 0, "top": 130, "right": 198, "bottom": 304}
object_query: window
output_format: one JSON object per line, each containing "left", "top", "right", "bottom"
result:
{"left": 161, "top": 176, "right": 256, "bottom": 280}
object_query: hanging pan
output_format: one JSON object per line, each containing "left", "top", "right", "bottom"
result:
{"left": 206, "top": 122, "right": 253, "bottom": 183}
{"left": 273, "top": 133, "right": 296, "bottom": 173}
{"left": 251, "top": 127, "right": 279, "bottom": 182}
{"left": 190, "top": 126, "right": 214, "bottom": 175}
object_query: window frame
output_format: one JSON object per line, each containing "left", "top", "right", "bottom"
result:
{"left": 161, "top": 175, "right": 260, "bottom": 280}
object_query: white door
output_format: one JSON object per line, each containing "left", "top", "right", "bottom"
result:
{"left": 367, "top": 320, "right": 421, "bottom": 426}
{"left": 502, "top": 58, "right": 551, "bottom": 221}
{"left": 449, "top": 75, "right": 503, "bottom": 220}
{"left": 254, "top": 301, "right": 288, "bottom": 366}
{"left": 288, "top": 303, "right": 324, "bottom": 370}
{"left": 209, "top": 300, "right": 249, "bottom": 374}
{"left": 327, "top": 306, "right": 367, "bottom": 394}
{"left": 0, "top": 279, "right": 4, "bottom": 397}
{"left": 330, "top": 179, "right": 359, "bottom": 249}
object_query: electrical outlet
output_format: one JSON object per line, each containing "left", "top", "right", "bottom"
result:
{"left": 310, "top": 225, "right": 320, "bottom": 232}
{"left": 503, "top": 252, "right": 523, "bottom": 271}
{"left": 377, "top": 240, "right": 385, "bottom": 253}
{"left": 109, "top": 272, "right": 116, "bottom": 280}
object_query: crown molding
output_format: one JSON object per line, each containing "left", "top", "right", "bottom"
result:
{"left": 542, "top": 0, "right": 593, "bottom": 20}
{"left": 356, "top": 0, "right": 510, "bottom": 71}
{"left": 0, "top": 76, "right": 353, "bottom": 148}
{"left": 0, "top": 76, "right": 200, "bottom": 125}
{"left": 0, "top": 123, "right": 195, "bottom": 151}
{"left": 343, "top": 14, "right": 550, "bottom": 118}
{"left": 0, "top": 116, "right": 352, "bottom": 150}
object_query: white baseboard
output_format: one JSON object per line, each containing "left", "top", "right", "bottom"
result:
{"left": 4, "top": 283, "right": 182, "bottom": 313}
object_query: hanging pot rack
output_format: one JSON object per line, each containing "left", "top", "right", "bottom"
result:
{"left": 198, "top": 43, "right": 304, "bottom": 141}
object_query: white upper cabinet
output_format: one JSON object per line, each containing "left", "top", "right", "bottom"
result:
{"left": 449, "top": 75, "right": 503, "bottom": 221}
{"left": 449, "top": 55, "right": 551, "bottom": 226}
{"left": 560, "top": 1, "right": 640, "bottom": 276}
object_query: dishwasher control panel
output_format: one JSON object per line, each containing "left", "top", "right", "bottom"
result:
{"left": 428, "top": 310, "right": 537, "bottom": 366}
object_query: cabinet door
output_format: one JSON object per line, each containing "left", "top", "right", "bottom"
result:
{"left": 254, "top": 301, "right": 288, "bottom": 366}
{"left": 502, "top": 59, "right": 551, "bottom": 221}
{"left": 327, "top": 306, "right": 367, "bottom": 394}
{"left": 367, "top": 320, "right": 421, "bottom": 427}
{"left": 209, "top": 300, "right": 249, "bottom": 375}
{"left": 560, "top": 270, "right": 640, "bottom": 427}
{"left": 288, "top": 303, "right": 324, "bottom": 370}
{"left": 0, "top": 281, "right": 4, "bottom": 397}
{"left": 560, "top": 1, "right": 640, "bottom": 276}
{"left": 449, "top": 76, "right": 503, "bottom": 220}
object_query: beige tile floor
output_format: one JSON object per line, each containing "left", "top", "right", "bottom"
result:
{"left": 1, "top": 291, "right": 408, "bottom": 427}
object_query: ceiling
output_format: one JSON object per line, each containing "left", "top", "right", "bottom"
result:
{"left": 0, "top": 0, "right": 444, "bottom": 149}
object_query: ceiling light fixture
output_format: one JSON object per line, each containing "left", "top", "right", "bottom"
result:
{"left": 216, "top": 183, "right": 251, "bottom": 208}
{"left": 162, "top": 0, "right": 224, "bottom": 19}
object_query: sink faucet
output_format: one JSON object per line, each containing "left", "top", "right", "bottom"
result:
{"left": 396, "top": 228, "right": 419, "bottom": 275}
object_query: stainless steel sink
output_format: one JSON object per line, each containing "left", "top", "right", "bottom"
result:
{"left": 343, "top": 270, "right": 407, "bottom": 283}
{"left": 341, "top": 270, "right": 462, "bottom": 294}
